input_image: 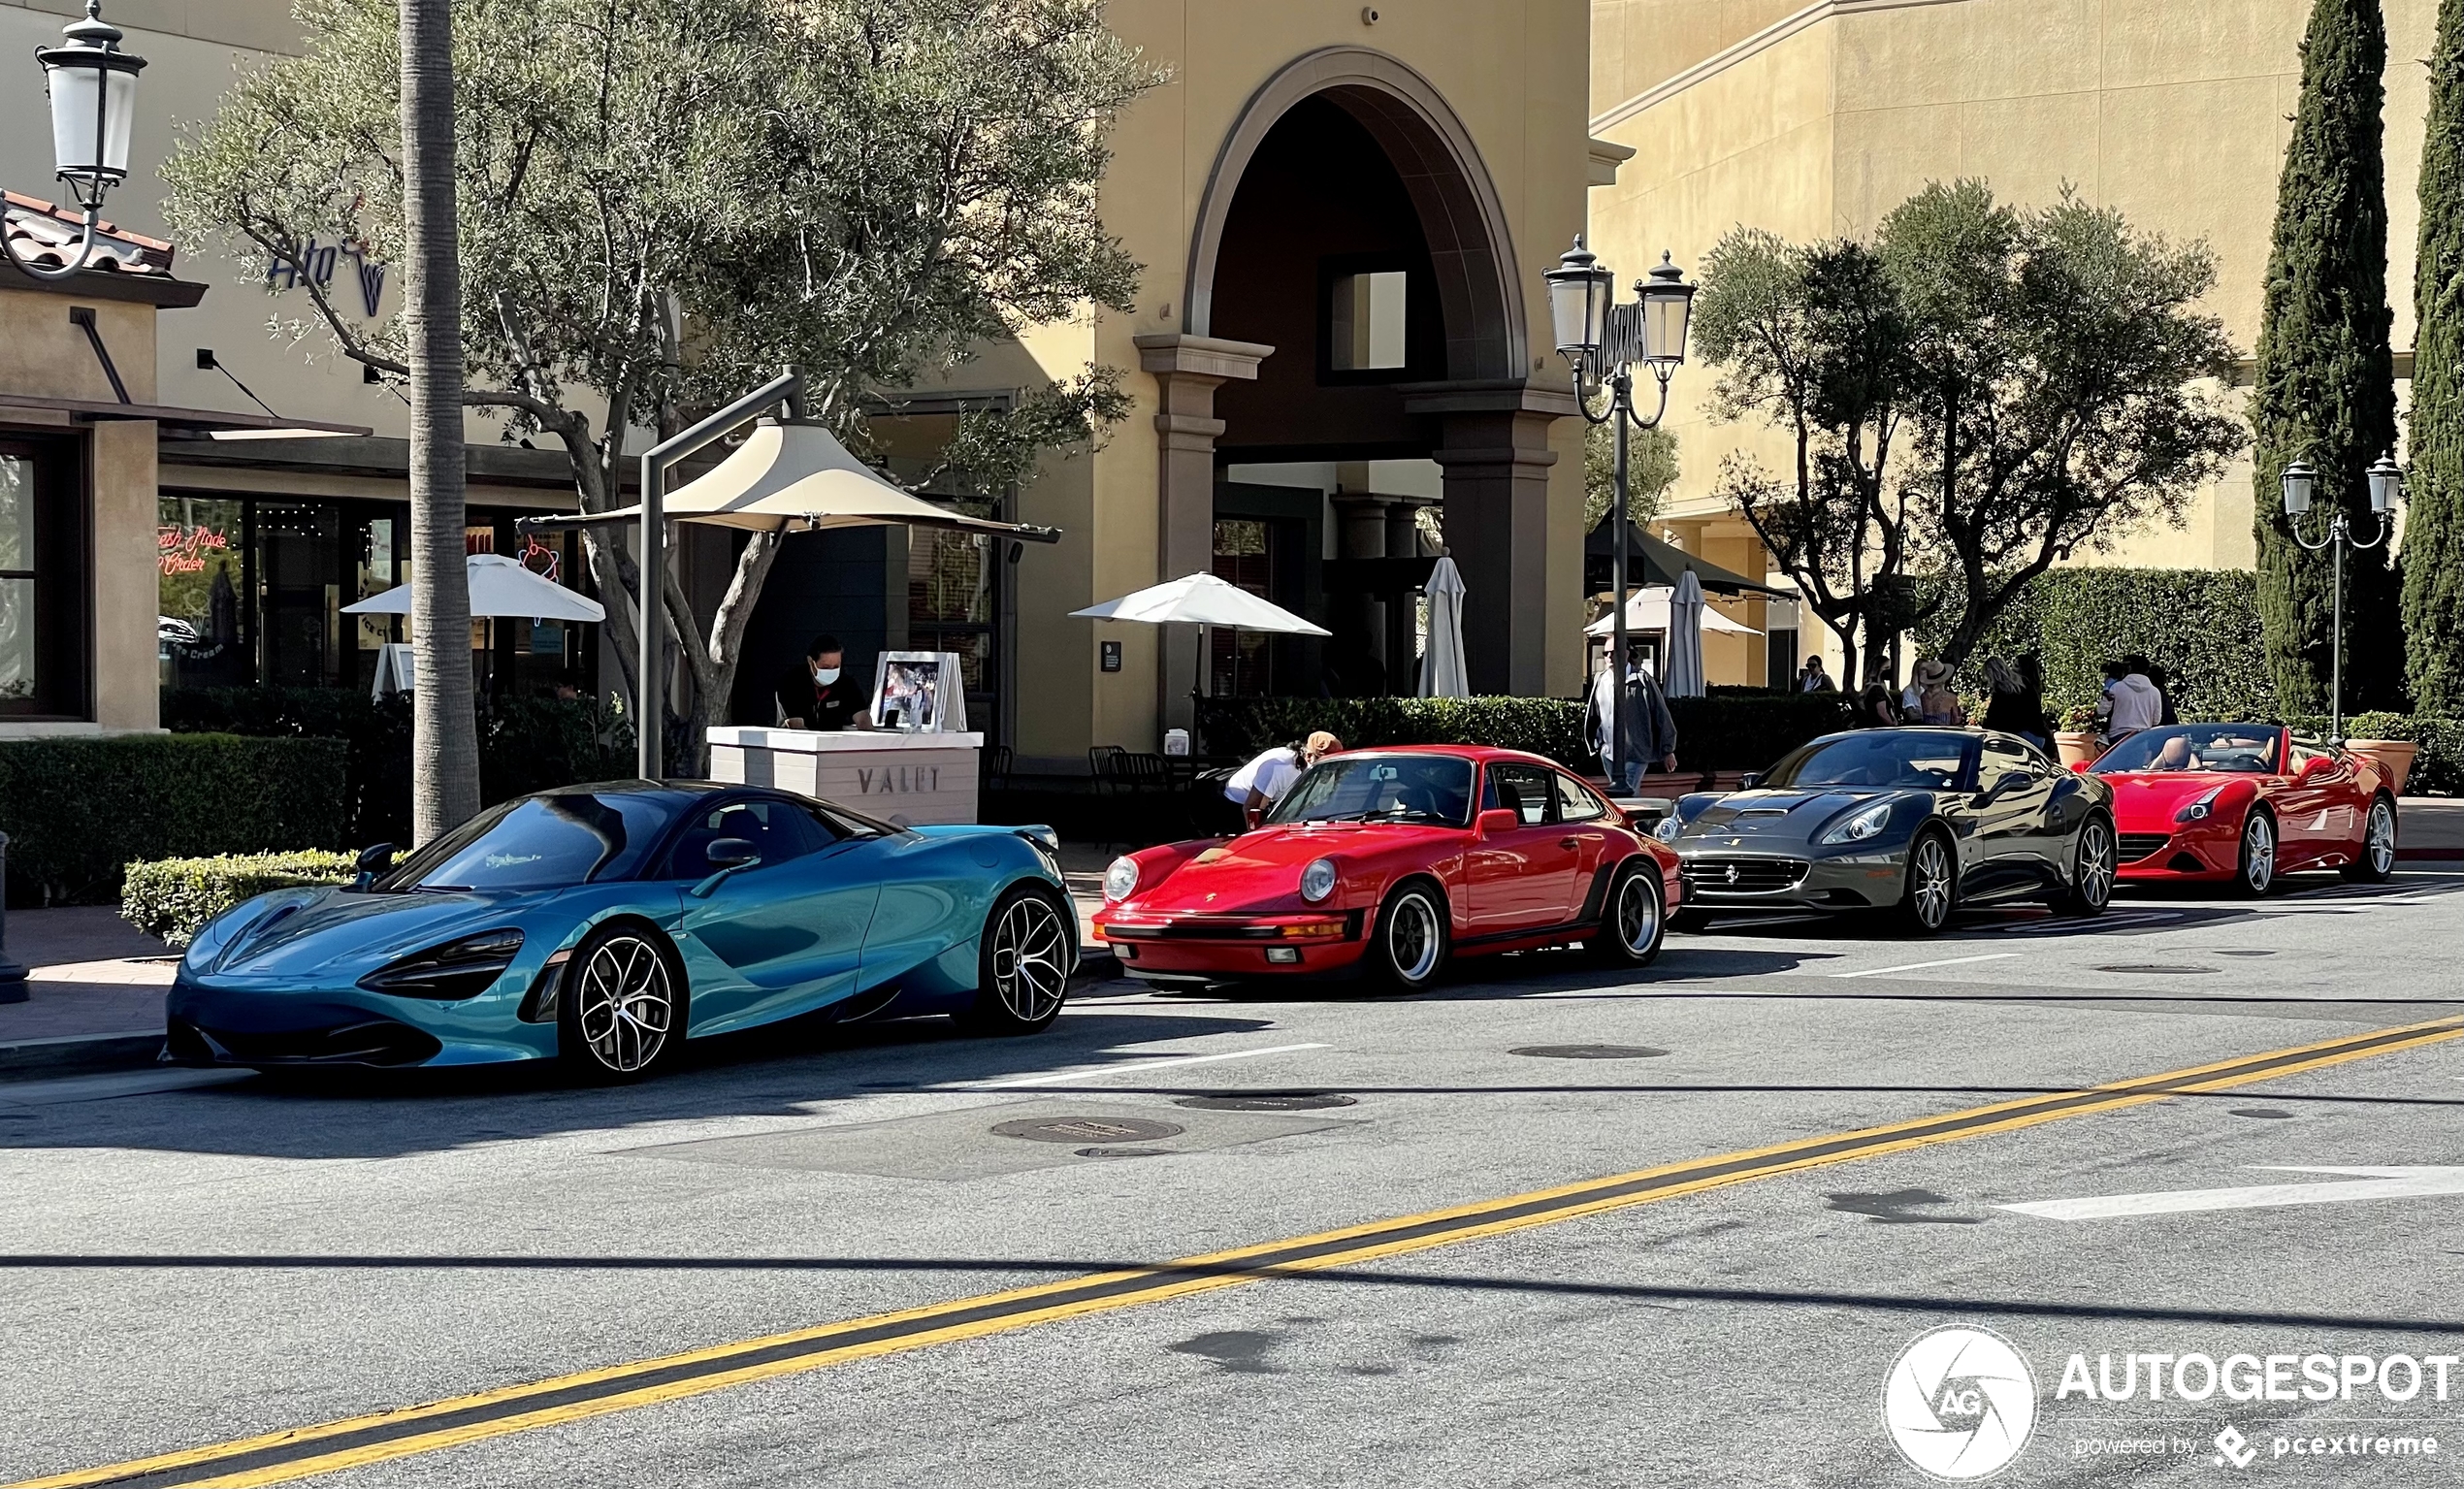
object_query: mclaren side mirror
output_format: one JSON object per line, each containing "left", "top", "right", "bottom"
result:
{"left": 689, "top": 837, "right": 762, "bottom": 898}
{"left": 1476, "top": 808, "right": 1519, "bottom": 837}
{"left": 351, "top": 841, "right": 397, "bottom": 891}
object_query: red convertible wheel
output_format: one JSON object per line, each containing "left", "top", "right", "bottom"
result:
{"left": 2234, "top": 811, "right": 2277, "bottom": 897}
{"left": 2344, "top": 795, "right": 2398, "bottom": 883}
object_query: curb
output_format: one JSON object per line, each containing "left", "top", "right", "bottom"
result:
{"left": 2398, "top": 848, "right": 2464, "bottom": 861}
{"left": 1072, "top": 948, "right": 1122, "bottom": 987}
{"left": 0, "top": 1031, "right": 164, "bottom": 1079}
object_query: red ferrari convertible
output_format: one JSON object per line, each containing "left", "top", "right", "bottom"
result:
{"left": 1091, "top": 745, "right": 1681, "bottom": 990}
{"left": 2088, "top": 724, "right": 2398, "bottom": 893}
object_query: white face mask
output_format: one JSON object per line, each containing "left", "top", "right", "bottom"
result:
{"left": 813, "top": 665, "right": 841, "bottom": 686}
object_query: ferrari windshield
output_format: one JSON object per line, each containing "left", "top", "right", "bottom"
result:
{"left": 1269, "top": 755, "right": 1476, "bottom": 826}
{"left": 2094, "top": 725, "right": 2282, "bottom": 775}
{"left": 1766, "top": 732, "right": 1978, "bottom": 792}
{"left": 374, "top": 792, "right": 677, "bottom": 890}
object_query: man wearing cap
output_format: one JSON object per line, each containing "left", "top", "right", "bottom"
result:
{"left": 1226, "top": 730, "right": 1343, "bottom": 830}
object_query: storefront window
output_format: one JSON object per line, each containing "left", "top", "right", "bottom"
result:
{"left": 158, "top": 495, "right": 247, "bottom": 690}
{"left": 2, "top": 437, "right": 88, "bottom": 719}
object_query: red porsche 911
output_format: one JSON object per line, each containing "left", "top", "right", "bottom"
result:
{"left": 2088, "top": 724, "right": 2399, "bottom": 893}
{"left": 1091, "top": 745, "right": 1681, "bottom": 991}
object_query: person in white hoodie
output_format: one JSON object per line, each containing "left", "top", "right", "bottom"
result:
{"left": 2095, "top": 658, "right": 2164, "bottom": 746}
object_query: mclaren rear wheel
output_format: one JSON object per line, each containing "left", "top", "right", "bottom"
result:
{"left": 558, "top": 923, "right": 687, "bottom": 1084}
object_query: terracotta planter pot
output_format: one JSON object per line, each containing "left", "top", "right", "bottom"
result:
{"left": 2346, "top": 738, "right": 2417, "bottom": 795}
{"left": 2055, "top": 730, "right": 2100, "bottom": 769}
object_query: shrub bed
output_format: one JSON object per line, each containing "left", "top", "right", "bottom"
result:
{"left": 1194, "top": 692, "right": 1857, "bottom": 774}
{"left": 0, "top": 734, "right": 347, "bottom": 906}
{"left": 120, "top": 851, "right": 356, "bottom": 948}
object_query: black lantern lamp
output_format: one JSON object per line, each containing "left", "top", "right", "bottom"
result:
{"left": 10, "top": 2, "right": 147, "bottom": 281}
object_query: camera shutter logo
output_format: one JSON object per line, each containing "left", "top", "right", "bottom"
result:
{"left": 1881, "top": 1326, "right": 2037, "bottom": 1480}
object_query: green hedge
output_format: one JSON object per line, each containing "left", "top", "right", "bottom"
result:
{"left": 2274, "top": 712, "right": 2464, "bottom": 796}
{"left": 1916, "top": 568, "right": 2273, "bottom": 719}
{"left": 1195, "top": 692, "right": 1858, "bottom": 774}
{"left": 0, "top": 734, "right": 347, "bottom": 906}
{"left": 120, "top": 851, "right": 355, "bottom": 949}
{"left": 161, "top": 688, "right": 631, "bottom": 844}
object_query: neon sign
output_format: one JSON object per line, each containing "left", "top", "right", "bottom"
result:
{"left": 158, "top": 524, "right": 230, "bottom": 576}
{"left": 517, "top": 534, "right": 562, "bottom": 583}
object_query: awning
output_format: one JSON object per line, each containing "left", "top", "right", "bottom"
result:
{"left": 1583, "top": 517, "right": 1788, "bottom": 597}
{"left": 551, "top": 419, "right": 1059, "bottom": 543}
{"left": 0, "top": 390, "right": 371, "bottom": 437}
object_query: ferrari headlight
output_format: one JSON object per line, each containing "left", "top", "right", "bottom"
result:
{"left": 2176, "top": 787, "right": 2223, "bottom": 824}
{"left": 1819, "top": 800, "right": 1894, "bottom": 845}
{"left": 1103, "top": 856, "right": 1141, "bottom": 902}
{"left": 1653, "top": 816, "right": 1683, "bottom": 843}
{"left": 1300, "top": 858, "right": 1338, "bottom": 903}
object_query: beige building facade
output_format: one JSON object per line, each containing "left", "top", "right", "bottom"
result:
{"left": 1586, "top": 0, "right": 2437, "bottom": 686}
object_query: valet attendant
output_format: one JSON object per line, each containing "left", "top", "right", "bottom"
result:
{"left": 776, "top": 634, "right": 871, "bottom": 731}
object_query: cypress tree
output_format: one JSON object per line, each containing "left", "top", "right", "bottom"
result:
{"left": 2250, "top": 0, "right": 2404, "bottom": 715}
{"left": 2408, "top": 0, "right": 2464, "bottom": 713}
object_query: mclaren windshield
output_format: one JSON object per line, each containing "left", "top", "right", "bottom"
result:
{"left": 1764, "top": 731, "right": 1980, "bottom": 793}
{"left": 2093, "top": 726, "right": 2283, "bottom": 775}
{"left": 1268, "top": 755, "right": 1476, "bottom": 827}
{"left": 373, "top": 791, "right": 677, "bottom": 890}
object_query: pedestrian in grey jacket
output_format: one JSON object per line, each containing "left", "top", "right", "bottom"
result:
{"left": 1589, "top": 651, "right": 1679, "bottom": 793}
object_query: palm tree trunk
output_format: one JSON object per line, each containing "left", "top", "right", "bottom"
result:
{"left": 402, "top": 0, "right": 479, "bottom": 841}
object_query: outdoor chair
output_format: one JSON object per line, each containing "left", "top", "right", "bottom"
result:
{"left": 1086, "top": 745, "right": 1126, "bottom": 794}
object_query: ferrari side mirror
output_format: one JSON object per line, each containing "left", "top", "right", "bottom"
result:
{"left": 1739, "top": 772, "right": 1764, "bottom": 791}
{"left": 2069, "top": 761, "right": 2090, "bottom": 774}
{"left": 1476, "top": 808, "right": 1519, "bottom": 837}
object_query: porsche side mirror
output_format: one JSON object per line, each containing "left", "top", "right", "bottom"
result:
{"left": 690, "top": 837, "right": 762, "bottom": 897}
{"left": 1476, "top": 808, "right": 1519, "bottom": 837}
{"left": 351, "top": 841, "right": 397, "bottom": 891}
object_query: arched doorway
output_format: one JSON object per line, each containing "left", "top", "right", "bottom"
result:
{"left": 1138, "top": 48, "right": 1567, "bottom": 726}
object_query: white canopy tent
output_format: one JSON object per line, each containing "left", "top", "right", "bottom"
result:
{"left": 343, "top": 552, "right": 607, "bottom": 623}
{"left": 1418, "top": 555, "right": 1469, "bottom": 698}
{"left": 1071, "top": 572, "right": 1329, "bottom": 711}
{"left": 1582, "top": 584, "right": 1761, "bottom": 638}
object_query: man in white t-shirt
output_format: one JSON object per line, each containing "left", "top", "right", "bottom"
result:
{"left": 1225, "top": 730, "right": 1343, "bottom": 829}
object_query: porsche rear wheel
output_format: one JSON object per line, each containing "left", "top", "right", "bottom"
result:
{"left": 1371, "top": 879, "right": 1449, "bottom": 991}
{"left": 2053, "top": 813, "right": 2116, "bottom": 918}
{"left": 558, "top": 924, "right": 685, "bottom": 1083}
{"left": 2234, "top": 811, "right": 2277, "bottom": 897}
{"left": 1897, "top": 829, "right": 1958, "bottom": 934}
{"left": 960, "top": 885, "right": 1071, "bottom": 1034}
{"left": 2343, "top": 795, "right": 2398, "bottom": 883}
{"left": 1589, "top": 858, "right": 1666, "bottom": 968}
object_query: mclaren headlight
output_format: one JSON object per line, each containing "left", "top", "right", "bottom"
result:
{"left": 2176, "top": 787, "right": 2224, "bottom": 824}
{"left": 1103, "top": 856, "right": 1141, "bottom": 902}
{"left": 1300, "top": 858, "right": 1339, "bottom": 903}
{"left": 357, "top": 928, "right": 525, "bottom": 1000}
{"left": 1818, "top": 800, "right": 1895, "bottom": 846}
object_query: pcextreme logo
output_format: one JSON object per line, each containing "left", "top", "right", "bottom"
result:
{"left": 1883, "top": 1326, "right": 2040, "bottom": 1480}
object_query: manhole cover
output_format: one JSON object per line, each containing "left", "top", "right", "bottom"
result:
{"left": 1173, "top": 1091, "right": 1358, "bottom": 1112}
{"left": 1075, "top": 1146, "right": 1174, "bottom": 1158}
{"left": 1509, "top": 1044, "right": 1670, "bottom": 1060}
{"left": 2095, "top": 964, "right": 2219, "bottom": 975}
{"left": 2230, "top": 1108, "right": 2295, "bottom": 1119}
{"left": 991, "top": 1116, "right": 1185, "bottom": 1144}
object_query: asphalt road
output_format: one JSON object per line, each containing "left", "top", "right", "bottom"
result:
{"left": 5, "top": 870, "right": 2464, "bottom": 1488}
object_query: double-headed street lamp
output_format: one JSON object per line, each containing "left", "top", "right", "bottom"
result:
{"left": 1547, "top": 236, "right": 1695, "bottom": 793}
{"left": 6, "top": 1, "right": 147, "bottom": 282}
{"left": 2280, "top": 451, "right": 2404, "bottom": 745}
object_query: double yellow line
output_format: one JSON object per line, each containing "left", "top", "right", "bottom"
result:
{"left": 17, "top": 1014, "right": 2463, "bottom": 1489}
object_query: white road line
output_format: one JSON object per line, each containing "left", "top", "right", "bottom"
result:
{"left": 965, "top": 1042, "right": 1330, "bottom": 1089}
{"left": 1830, "top": 953, "right": 2020, "bottom": 980}
{"left": 1999, "top": 1167, "right": 2464, "bottom": 1221}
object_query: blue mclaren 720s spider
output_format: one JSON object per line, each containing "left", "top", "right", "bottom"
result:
{"left": 166, "top": 781, "right": 1078, "bottom": 1081}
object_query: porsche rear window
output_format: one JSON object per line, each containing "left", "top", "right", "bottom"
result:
{"left": 1268, "top": 756, "right": 1475, "bottom": 826}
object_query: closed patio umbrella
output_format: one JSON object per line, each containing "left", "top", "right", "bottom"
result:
{"left": 1665, "top": 568, "right": 1707, "bottom": 698}
{"left": 1418, "top": 555, "right": 1468, "bottom": 698}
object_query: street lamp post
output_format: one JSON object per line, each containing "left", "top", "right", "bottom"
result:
{"left": 1547, "top": 237, "right": 1695, "bottom": 794}
{"left": 5, "top": 2, "right": 146, "bottom": 281}
{"left": 2280, "top": 452, "right": 2404, "bottom": 745}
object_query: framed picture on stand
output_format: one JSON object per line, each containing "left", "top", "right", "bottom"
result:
{"left": 870, "top": 651, "right": 967, "bottom": 732}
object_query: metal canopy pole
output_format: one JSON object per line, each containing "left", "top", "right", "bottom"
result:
{"left": 634, "top": 367, "right": 805, "bottom": 780}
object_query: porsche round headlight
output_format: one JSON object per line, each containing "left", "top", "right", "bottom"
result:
{"left": 1300, "top": 858, "right": 1338, "bottom": 903}
{"left": 1103, "top": 856, "right": 1140, "bottom": 902}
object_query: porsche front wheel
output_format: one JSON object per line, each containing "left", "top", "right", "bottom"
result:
{"left": 1370, "top": 880, "right": 1450, "bottom": 991}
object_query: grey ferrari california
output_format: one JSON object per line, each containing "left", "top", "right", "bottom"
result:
{"left": 1654, "top": 727, "right": 2118, "bottom": 933}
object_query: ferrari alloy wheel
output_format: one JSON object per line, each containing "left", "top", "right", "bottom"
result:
{"left": 2235, "top": 811, "right": 2277, "bottom": 897}
{"left": 2345, "top": 796, "right": 2398, "bottom": 883}
{"left": 1897, "top": 831, "right": 1957, "bottom": 934}
{"left": 559, "top": 926, "right": 683, "bottom": 1082}
{"left": 1373, "top": 880, "right": 1449, "bottom": 991}
{"left": 1590, "top": 859, "right": 1666, "bottom": 968}
{"left": 2055, "top": 814, "right": 2116, "bottom": 918}
{"left": 963, "top": 886, "right": 1071, "bottom": 1034}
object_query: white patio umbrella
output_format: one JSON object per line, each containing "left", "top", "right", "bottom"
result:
{"left": 1418, "top": 555, "right": 1469, "bottom": 698}
{"left": 343, "top": 552, "right": 606, "bottom": 623}
{"left": 1070, "top": 571, "right": 1328, "bottom": 704}
{"left": 1582, "top": 584, "right": 1761, "bottom": 637}
{"left": 1664, "top": 568, "right": 1707, "bottom": 698}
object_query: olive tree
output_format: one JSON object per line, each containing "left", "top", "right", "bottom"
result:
{"left": 165, "top": 0, "right": 1156, "bottom": 767}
